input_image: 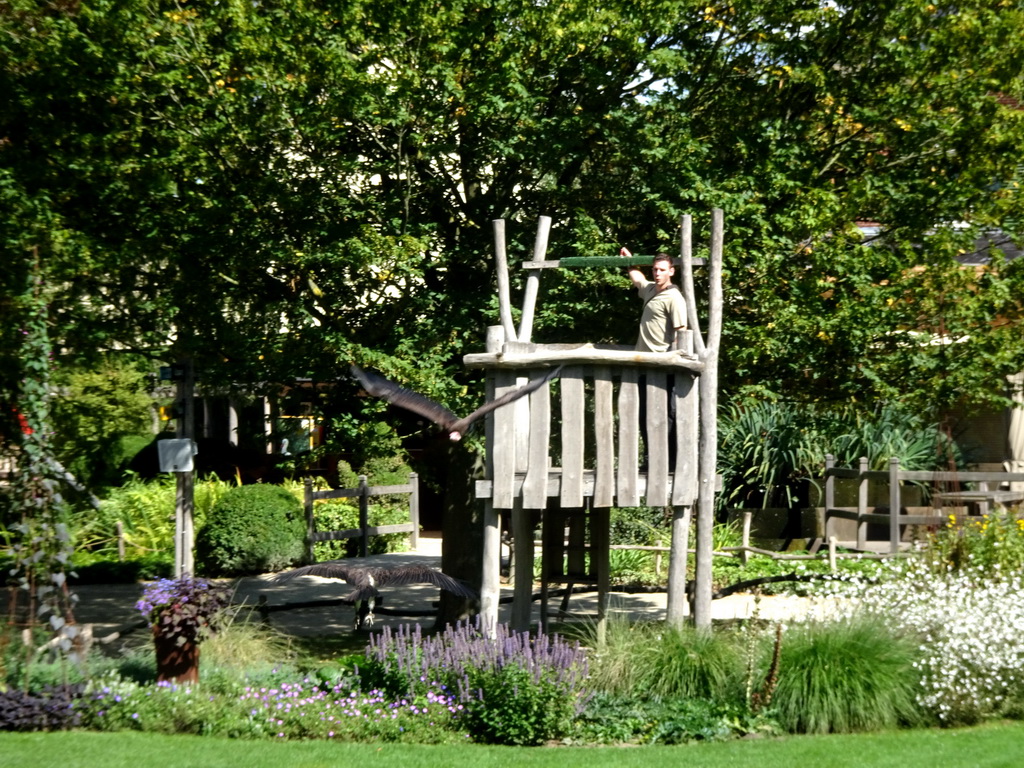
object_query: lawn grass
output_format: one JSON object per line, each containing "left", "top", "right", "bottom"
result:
{"left": 4, "top": 721, "right": 1024, "bottom": 768}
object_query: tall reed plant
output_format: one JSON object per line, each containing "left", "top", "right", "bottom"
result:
{"left": 770, "top": 616, "right": 923, "bottom": 734}
{"left": 585, "top": 617, "right": 745, "bottom": 703}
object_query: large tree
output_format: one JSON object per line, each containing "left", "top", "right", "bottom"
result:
{"left": 1, "top": 0, "right": 1022, "bottom": 443}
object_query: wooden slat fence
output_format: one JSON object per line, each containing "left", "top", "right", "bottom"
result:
{"left": 823, "top": 455, "right": 1024, "bottom": 555}
{"left": 472, "top": 361, "right": 700, "bottom": 510}
{"left": 303, "top": 474, "right": 419, "bottom": 563}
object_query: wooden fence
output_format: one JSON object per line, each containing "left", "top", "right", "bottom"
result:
{"left": 303, "top": 474, "right": 419, "bottom": 563}
{"left": 823, "top": 455, "right": 1024, "bottom": 554}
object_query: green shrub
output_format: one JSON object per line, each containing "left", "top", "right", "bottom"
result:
{"left": 574, "top": 693, "right": 776, "bottom": 745}
{"left": 586, "top": 618, "right": 745, "bottom": 702}
{"left": 460, "top": 663, "right": 575, "bottom": 746}
{"left": 925, "top": 511, "right": 1024, "bottom": 575}
{"left": 609, "top": 506, "right": 670, "bottom": 546}
{"left": 72, "top": 474, "right": 232, "bottom": 562}
{"left": 195, "top": 485, "right": 304, "bottom": 576}
{"left": 770, "top": 617, "right": 923, "bottom": 734}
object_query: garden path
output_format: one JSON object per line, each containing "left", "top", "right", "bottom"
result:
{"left": 22, "top": 534, "right": 826, "bottom": 642}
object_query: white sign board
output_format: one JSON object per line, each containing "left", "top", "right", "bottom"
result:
{"left": 158, "top": 439, "right": 197, "bottom": 472}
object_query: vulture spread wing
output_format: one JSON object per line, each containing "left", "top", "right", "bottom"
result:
{"left": 271, "top": 561, "right": 476, "bottom": 602}
{"left": 351, "top": 364, "right": 562, "bottom": 440}
{"left": 351, "top": 366, "right": 460, "bottom": 431}
{"left": 365, "top": 564, "right": 476, "bottom": 598}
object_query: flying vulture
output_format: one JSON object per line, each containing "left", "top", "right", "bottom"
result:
{"left": 351, "top": 364, "right": 561, "bottom": 441}
{"left": 272, "top": 561, "right": 476, "bottom": 629}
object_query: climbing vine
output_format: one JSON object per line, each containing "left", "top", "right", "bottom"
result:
{"left": 4, "top": 257, "right": 81, "bottom": 673}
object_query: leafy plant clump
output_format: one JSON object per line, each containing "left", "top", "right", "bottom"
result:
{"left": 573, "top": 693, "right": 776, "bottom": 745}
{"left": 926, "top": 512, "right": 1024, "bottom": 576}
{"left": 769, "top": 616, "right": 924, "bottom": 734}
{"left": 0, "top": 685, "right": 82, "bottom": 732}
{"left": 136, "top": 576, "right": 234, "bottom": 645}
{"left": 195, "top": 484, "right": 305, "bottom": 576}
{"left": 585, "top": 618, "right": 745, "bottom": 702}
{"left": 364, "top": 621, "right": 590, "bottom": 745}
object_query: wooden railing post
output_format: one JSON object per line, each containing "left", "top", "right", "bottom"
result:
{"left": 358, "top": 475, "right": 369, "bottom": 558}
{"left": 824, "top": 454, "right": 835, "bottom": 542}
{"left": 409, "top": 472, "right": 420, "bottom": 551}
{"left": 304, "top": 477, "right": 315, "bottom": 564}
{"left": 858, "top": 457, "right": 869, "bottom": 550}
{"left": 889, "top": 457, "right": 901, "bottom": 554}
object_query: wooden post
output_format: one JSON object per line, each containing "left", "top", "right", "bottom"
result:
{"left": 693, "top": 208, "right": 724, "bottom": 629}
{"left": 828, "top": 536, "right": 837, "bottom": 572}
{"left": 665, "top": 505, "right": 691, "bottom": 627}
{"left": 560, "top": 368, "right": 585, "bottom": 508}
{"left": 518, "top": 215, "right": 552, "bottom": 343}
{"left": 617, "top": 368, "right": 640, "bottom": 507}
{"left": 889, "top": 457, "right": 900, "bottom": 555}
{"left": 857, "top": 457, "right": 869, "bottom": 550}
{"left": 741, "top": 511, "right": 752, "bottom": 566}
{"left": 593, "top": 368, "right": 615, "bottom": 508}
{"left": 480, "top": 327, "right": 504, "bottom": 636}
{"left": 824, "top": 454, "right": 835, "bottom": 542}
{"left": 408, "top": 472, "right": 420, "bottom": 551}
{"left": 678, "top": 214, "right": 706, "bottom": 357}
{"left": 358, "top": 475, "right": 369, "bottom": 558}
{"left": 174, "top": 355, "right": 195, "bottom": 578}
{"left": 492, "top": 219, "right": 518, "bottom": 342}
{"left": 593, "top": 504, "right": 610, "bottom": 645}
{"left": 304, "top": 477, "right": 315, "bottom": 564}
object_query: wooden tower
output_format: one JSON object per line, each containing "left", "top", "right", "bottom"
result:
{"left": 466, "top": 212, "right": 724, "bottom": 634}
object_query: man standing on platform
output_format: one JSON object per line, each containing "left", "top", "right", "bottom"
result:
{"left": 620, "top": 247, "right": 687, "bottom": 470}
{"left": 620, "top": 248, "right": 687, "bottom": 351}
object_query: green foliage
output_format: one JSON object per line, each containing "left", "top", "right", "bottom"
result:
{"left": 925, "top": 511, "right": 1024, "bottom": 576}
{"left": 573, "top": 693, "right": 775, "bottom": 745}
{"left": 609, "top": 506, "right": 671, "bottom": 546}
{"left": 73, "top": 474, "right": 232, "bottom": 562}
{"left": 586, "top": 618, "right": 745, "bottom": 702}
{"left": 195, "top": 485, "right": 304, "bottom": 577}
{"left": 718, "top": 401, "right": 962, "bottom": 511}
{"left": 309, "top": 457, "right": 414, "bottom": 560}
{"left": 50, "top": 358, "right": 155, "bottom": 488}
{"left": 2, "top": 0, "right": 1022, "bottom": 458}
{"left": 770, "top": 617, "right": 924, "bottom": 734}
{"left": 607, "top": 548, "right": 656, "bottom": 586}
{"left": 460, "top": 663, "right": 574, "bottom": 746}
{"left": 78, "top": 675, "right": 260, "bottom": 738}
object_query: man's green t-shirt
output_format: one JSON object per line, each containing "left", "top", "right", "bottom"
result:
{"left": 635, "top": 282, "right": 686, "bottom": 353}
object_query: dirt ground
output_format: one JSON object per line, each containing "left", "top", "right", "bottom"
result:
{"left": 4, "top": 534, "right": 825, "bottom": 646}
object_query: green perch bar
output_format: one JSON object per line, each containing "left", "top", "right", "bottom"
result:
{"left": 520, "top": 255, "right": 704, "bottom": 268}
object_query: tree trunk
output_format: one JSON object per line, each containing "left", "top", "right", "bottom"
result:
{"left": 434, "top": 445, "right": 486, "bottom": 628}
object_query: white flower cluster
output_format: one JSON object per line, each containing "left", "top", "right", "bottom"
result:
{"left": 817, "top": 561, "right": 1024, "bottom": 724}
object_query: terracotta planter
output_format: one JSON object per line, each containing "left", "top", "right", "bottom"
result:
{"left": 153, "top": 628, "right": 200, "bottom": 685}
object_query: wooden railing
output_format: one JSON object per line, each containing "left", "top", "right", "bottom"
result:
{"left": 823, "top": 455, "right": 1024, "bottom": 554}
{"left": 465, "top": 347, "right": 701, "bottom": 510}
{"left": 302, "top": 474, "right": 419, "bottom": 563}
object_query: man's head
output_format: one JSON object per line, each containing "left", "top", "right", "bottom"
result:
{"left": 651, "top": 253, "right": 675, "bottom": 290}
